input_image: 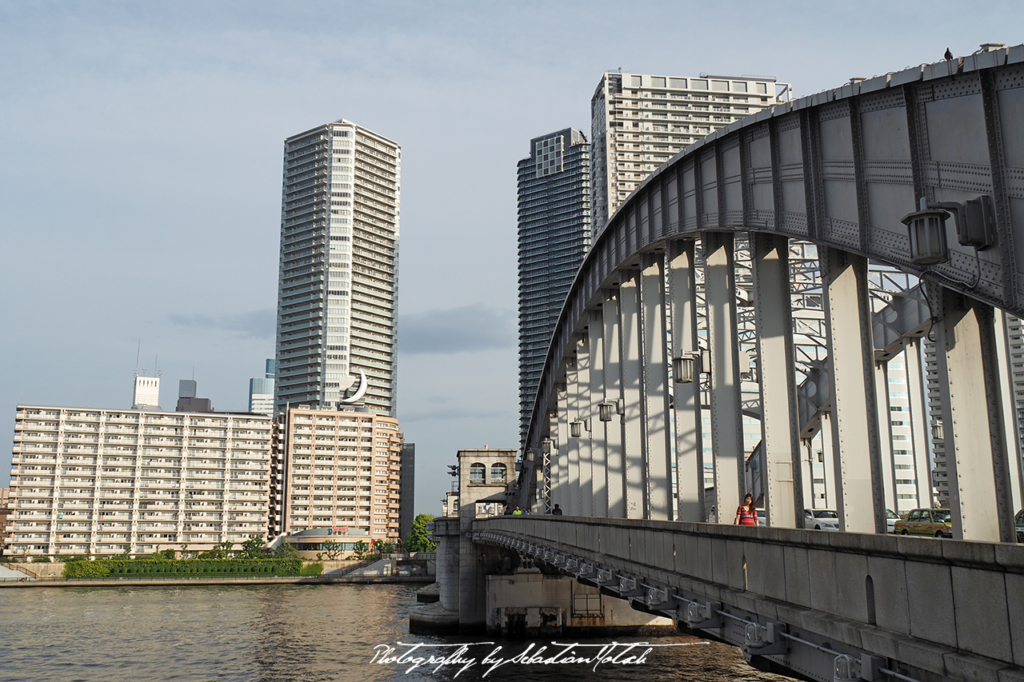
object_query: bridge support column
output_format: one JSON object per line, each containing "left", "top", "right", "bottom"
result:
{"left": 641, "top": 252, "right": 673, "bottom": 520}
{"left": 668, "top": 239, "right": 704, "bottom": 522}
{"left": 993, "top": 309, "right": 1024, "bottom": 513}
{"left": 603, "top": 290, "right": 627, "bottom": 517}
{"left": 904, "top": 340, "right": 934, "bottom": 509}
{"left": 555, "top": 384, "right": 569, "bottom": 514}
{"left": 801, "top": 438, "right": 815, "bottom": 511}
{"left": 589, "top": 309, "right": 609, "bottom": 517}
{"left": 874, "top": 362, "right": 897, "bottom": 513}
{"left": 566, "top": 354, "right": 582, "bottom": 516}
{"left": 821, "top": 248, "right": 885, "bottom": 534}
{"left": 620, "top": 271, "right": 645, "bottom": 519}
{"left": 576, "top": 334, "right": 594, "bottom": 517}
{"left": 819, "top": 412, "right": 837, "bottom": 509}
{"left": 750, "top": 232, "right": 803, "bottom": 527}
{"left": 705, "top": 232, "right": 745, "bottom": 523}
{"left": 931, "top": 285, "right": 1016, "bottom": 542}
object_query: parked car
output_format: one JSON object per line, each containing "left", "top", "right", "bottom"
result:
{"left": 894, "top": 508, "right": 952, "bottom": 537}
{"left": 804, "top": 509, "right": 840, "bottom": 531}
{"left": 885, "top": 508, "right": 899, "bottom": 534}
{"left": 1016, "top": 509, "right": 1024, "bottom": 543}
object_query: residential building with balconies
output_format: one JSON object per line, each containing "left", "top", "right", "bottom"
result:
{"left": 278, "top": 406, "right": 404, "bottom": 544}
{"left": 274, "top": 120, "right": 400, "bottom": 417}
{"left": 4, "top": 405, "right": 273, "bottom": 558}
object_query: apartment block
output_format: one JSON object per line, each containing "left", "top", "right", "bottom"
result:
{"left": 279, "top": 407, "right": 403, "bottom": 542}
{"left": 4, "top": 405, "right": 272, "bottom": 558}
{"left": 591, "top": 72, "right": 789, "bottom": 234}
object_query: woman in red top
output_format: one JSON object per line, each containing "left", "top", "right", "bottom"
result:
{"left": 734, "top": 494, "right": 758, "bottom": 526}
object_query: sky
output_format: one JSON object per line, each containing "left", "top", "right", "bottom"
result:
{"left": 1, "top": 0, "right": 1020, "bottom": 515}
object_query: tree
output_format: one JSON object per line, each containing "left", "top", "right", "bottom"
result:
{"left": 352, "top": 541, "right": 369, "bottom": 559}
{"left": 218, "top": 541, "right": 235, "bottom": 559}
{"left": 320, "top": 540, "right": 344, "bottom": 560}
{"left": 405, "top": 514, "right": 437, "bottom": 553}
{"left": 375, "top": 541, "right": 395, "bottom": 556}
{"left": 240, "top": 536, "right": 265, "bottom": 559}
{"left": 273, "top": 542, "right": 298, "bottom": 559}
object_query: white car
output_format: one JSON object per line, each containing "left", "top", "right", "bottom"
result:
{"left": 885, "top": 509, "right": 899, "bottom": 533}
{"left": 804, "top": 508, "right": 840, "bottom": 531}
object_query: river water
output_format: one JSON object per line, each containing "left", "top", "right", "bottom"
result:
{"left": 0, "top": 584, "right": 793, "bottom": 682}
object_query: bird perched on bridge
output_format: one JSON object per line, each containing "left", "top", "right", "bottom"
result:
{"left": 945, "top": 47, "right": 953, "bottom": 61}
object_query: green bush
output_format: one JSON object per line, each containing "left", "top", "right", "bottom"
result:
{"left": 31, "top": 557, "right": 51, "bottom": 563}
{"left": 300, "top": 562, "right": 323, "bottom": 576}
{"left": 63, "top": 558, "right": 304, "bottom": 579}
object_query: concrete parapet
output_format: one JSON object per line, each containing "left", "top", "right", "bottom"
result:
{"left": 473, "top": 516, "right": 1024, "bottom": 679}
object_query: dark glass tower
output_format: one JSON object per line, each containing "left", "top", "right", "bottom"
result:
{"left": 517, "top": 128, "right": 592, "bottom": 445}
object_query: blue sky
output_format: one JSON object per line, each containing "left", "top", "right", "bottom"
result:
{"left": 1, "top": 0, "right": 1020, "bottom": 513}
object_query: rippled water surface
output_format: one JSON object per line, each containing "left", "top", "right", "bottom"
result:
{"left": 0, "top": 584, "right": 793, "bottom": 681}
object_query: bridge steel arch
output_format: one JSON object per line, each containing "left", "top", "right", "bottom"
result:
{"left": 520, "top": 46, "right": 1024, "bottom": 543}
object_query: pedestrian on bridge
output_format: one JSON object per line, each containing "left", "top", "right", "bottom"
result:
{"left": 734, "top": 494, "right": 758, "bottom": 526}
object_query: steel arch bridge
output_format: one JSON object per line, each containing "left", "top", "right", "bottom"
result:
{"left": 516, "top": 44, "right": 1024, "bottom": 544}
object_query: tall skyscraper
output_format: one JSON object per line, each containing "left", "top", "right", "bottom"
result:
{"left": 591, "top": 72, "right": 789, "bottom": 234}
{"left": 399, "top": 443, "right": 415, "bottom": 540}
{"left": 517, "top": 129, "right": 592, "bottom": 443}
{"left": 249, "top": 359, "right": 275, "bottom": 415}
{"left": 274, "top": 119, "right": 401, "bottom": 417}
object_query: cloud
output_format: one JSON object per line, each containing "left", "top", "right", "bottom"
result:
{"left": 399, "top": 305, "right": 515, "bottom": 355}
{"left": 168, "top": 309, "right": 275, "bottom": 339}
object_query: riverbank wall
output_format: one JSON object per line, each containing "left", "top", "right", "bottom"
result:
{"left": 0, "top": 574, "right": 435, "bottom": 589}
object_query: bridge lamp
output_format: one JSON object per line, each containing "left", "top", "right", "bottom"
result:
{"left": 598, "top": 401, "right": 615, "bottom": 422}
{"left": 570, "top": 420, "right": 583, "bottom": 438}
{"left": 542, "top": 439, "right": 553, "bottom": 455}
{"left": 933, "top": 420, "right": 944, "bottom": 441}
{"left": 673, "top": 353, "right": 698, "bottom": 383}
{"left": 901, "top": 198, "right": 949, "bottom": 266}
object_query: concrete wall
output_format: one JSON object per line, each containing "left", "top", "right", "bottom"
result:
{"left": 476, "top": 516, "right": 1024, "bottom": 677}
{"left": 11, "top": 562, "right": 65, "bottom": 579}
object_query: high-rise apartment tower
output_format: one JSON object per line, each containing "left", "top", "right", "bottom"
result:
{"left": 517, "top": 129, "right": 591, "bottom": 444}
{"left": 274, "top": 120, "right": 401, "bottom": 416}
{"left": 591, "top": 72, "right": 789, "bottom": 234}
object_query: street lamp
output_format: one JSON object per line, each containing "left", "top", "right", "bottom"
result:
{"left": 598, "top": 401, "right": 615, "bottom": 422}
{"left": 570, "top": 420, "right": 583, "bottom": 438}
{"left": 932, "top": 420, "right": 944, "bottom": 441}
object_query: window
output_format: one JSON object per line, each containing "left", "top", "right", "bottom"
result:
{"left": 490, "top": 463, "right": 507, "bottom": 485}
{"left": 469, "top": 463, "right": 486, "bottom": 485}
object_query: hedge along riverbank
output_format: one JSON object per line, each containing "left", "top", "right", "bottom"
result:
{"left": 63, "top": 558, "right": 323, "bottom": 579}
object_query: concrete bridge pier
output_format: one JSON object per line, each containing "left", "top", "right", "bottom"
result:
{"left": 414, "top": 512, "right": 673, "bottom": 637}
